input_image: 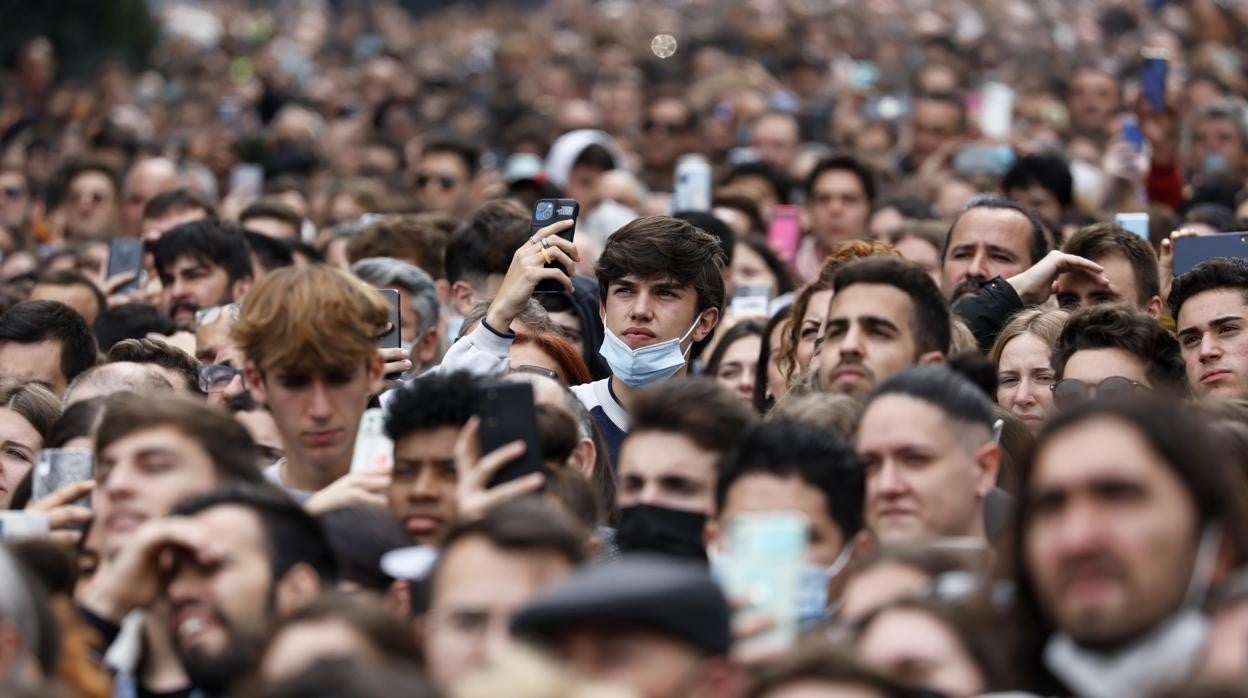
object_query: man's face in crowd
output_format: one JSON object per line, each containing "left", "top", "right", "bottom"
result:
{"left": 0, "top": 171, "right": 30, "bottom": 229}
{"left": 165, "top": 505, "right": 289, "bottom": 694}
{"left": 388, "top": 425, "right": 460, "bottom": 545}
{"left": 1024, "top": 417, "right": 1201, "bottom": 646}
{"left": 818, "top": 284, "right": 927, "bottom": 400}
{"left": 856, "top": 396, "right": 995, "bottom": 544}
{"left": 1006, "top": 184, "right": 1063, "bottom": 226}
{"left": 416, "top": 152, "right": 472, "bottom": 215}
{"left": 1067, "top": 69, "right": 1120, "bottom": 136}
{"left": 940, "top": 208, "right": 1035, "bottom": 301}
{"left": 235, "top": 409, "right": 285, "bottom": 469}
{"left": 248, "top": 361, "right": 384, "bottom": 479}
{"left": 123, "top": 160, "right": 179, "bottom": 236}
{"left": 0, "top": 339, "right": 66, "bottom": 396}
{"left": 423, "top": 534, "right": 574, "bottom": 690}
{"left": 1055, "top": 253, "right": 1156, "bottom": 317}
{"left": 602, "top": 274, "right": 713, "bottom": 351}
{"left": 161, "top": 255, "right": 239, "bottom": 328}
{"left": 713, "top": 473, "right": 845, "bottom": 567}
{"left": 618, "top": 430, "right": 718, "bottom": 515}
{"left": 641, "top": 99, "right": 694, "bottom": 170}
{"left": 910, "top": 99, "right": 963, "bottom": 165}
{"left": 95, "top": 426, "right": 220, "bottom": 556}
{"left": 66, "top": 171, "right": 120, "bottom": 238}
{"left": 1191, "top": 116, "right": 1247, "bottom": 180}
{"left": 198, "top": 327, "right": 249, "bottom": 408}
{"left": 808, "top": 169, "right": 871, "bottom": 249}
{"left": 750, "top": 114, "right": 800, "bottom": 173}
{"left": 857, "top": 607, "right": 987, "bottom": 698}
{"left": 1177, "top": 289, "right": 1248, "bottom": 399}
{"left": 29, "top": 281, "right": 101, "bottom": 326}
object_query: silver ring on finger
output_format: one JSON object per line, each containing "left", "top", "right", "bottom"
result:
{"left": 540, "top": 238, "right": 551, "bottom": 250}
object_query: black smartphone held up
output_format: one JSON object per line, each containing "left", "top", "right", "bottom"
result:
{"left": 377, "top": 289, "right": 402, "bottom": 349}
{"left": 476, "top": 381, "right": 545, "bottom": 489}
{"left": 1174, "top": 232, "right": 1248, "bottom": 276}
{"left": 531, "top": 198, "right": 579, "bottom": 294}
{"left": 107, "top": 238, "right": 145, "bottom": 294}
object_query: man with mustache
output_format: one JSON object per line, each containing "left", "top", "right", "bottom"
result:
{"left": 817, "top": 256, "right": 949, "bottom": 400}
{"left": 154, "top": 220, "right": 254, "bottom": 329}
{"left": 1012, "top": 399, "right": 1248, "bottom": 697}
{"left": 943, "top": 196, "right": 1108, "bottom": 352}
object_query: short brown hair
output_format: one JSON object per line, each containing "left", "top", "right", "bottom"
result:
{"left": 263, "top": 593, "right": 419, "bottom": 668}
{"left": 94, "top": 393, "right": 264, "bottom": 485}
{"left": 629, "top": 377, "right": 757, "bottom": 455}
{"left": 0, "top": 377, "right": 60, "bottom": 440}
{"left": 1050, "top": 305, "right": 1185, "bottom": 392}
{"left": 595, "top": 216, "right": 726, "bottom": 316}
{"left": 233, "top": 265, "right": 389, "bottom": 374}
{"left": 1061, "top": 223, "right": 1160, "bottom": 305}
{"left": 107, "top": 338, "right": 202, "bottom": 394}
{"left": 346, "top": 215, "right": 449, "bottom": 279}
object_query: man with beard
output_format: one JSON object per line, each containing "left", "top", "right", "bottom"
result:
{"left": 78, "top": 394, "right": 266, "bottom": 698}
{"left": 154, "top": 220, "right": 254, "bottom": 329}
{"left": 84, "top": 485, "right": 335, "bottom": 696}
{"left": 817, "top": 257, "right": 950, "bottom": 400}
{"left": 939, "top": 195, "right": 1050, "bottom": 304}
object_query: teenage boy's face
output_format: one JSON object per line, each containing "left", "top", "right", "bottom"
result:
{"left": 247, "top": 358, "right": 384, "bottom": 479}
{"left": 602, "top": 274, "right": 717, "bottom": 351}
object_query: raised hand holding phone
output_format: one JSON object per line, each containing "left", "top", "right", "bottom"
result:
{"left": 485, "top": 219, "right": 578, "bottom": 333}
{"left": 453, "top": 411, "right": 545, "bottom": 524}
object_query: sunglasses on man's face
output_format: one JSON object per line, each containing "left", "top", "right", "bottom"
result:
{"left": 1051, "top": 376, "right": 1149, "bottom": 409}
{"left": 198, "top": 363, "right": 245, "bottom": 393}
{"left": 417, "top": 174, "right": 458, "bottom": 190}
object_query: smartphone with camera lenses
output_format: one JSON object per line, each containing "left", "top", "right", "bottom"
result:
{"left": 531, "top": 198, "right": 579, "bottom": 294}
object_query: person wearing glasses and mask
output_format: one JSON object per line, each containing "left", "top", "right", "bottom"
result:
{"left": 1048, "top": 305, "right": 1186, "bottom": 410}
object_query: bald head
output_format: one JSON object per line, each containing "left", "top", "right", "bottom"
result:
{"left": 124, "top": 158, "right": 180, "bottom": 236}
{"left": 63, "top": 361, "right": 175, "bottom": 408}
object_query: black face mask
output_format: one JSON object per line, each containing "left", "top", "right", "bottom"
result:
{"left": 615, "top": 504, "right": 707, "bottom": 561}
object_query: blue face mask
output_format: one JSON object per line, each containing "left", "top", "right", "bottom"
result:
{"left": 797, "top": 542, "right": 854, "bottom": 630}
{"left": 599, "top": 313, "right": 704, "bottom": 388}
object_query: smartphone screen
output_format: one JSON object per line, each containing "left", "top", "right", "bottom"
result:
{"left": 768, "top": 205, "right": 802, "bottom": 264}
{"left": 350, "top": 408, "right": 393, "bottom": 473}
{"left": 32, "top": 448, "right": 93, "bottom": 508}
{"left": 377, "top": 289, "right": 402, "bottom": 350}
{"left": 476, "top": 382, "right": 545, "bottom": 488}
{"left": 731, "top": 285, "right": 771, "bottom": 318}
{"left": 531, "top": 199, "right": 579, "bottom": 294}
{"left": 107, "top": 238, "right": 145, "bottom": 294}
{"left": 1121, "top": 116, "right": 1146, "bottom": 153}
{"left": 979, "top": 82, "right": 1015, "bottom": 141}
{"left": 1141, "top": 51, "right": 1169, "bottom": 113}
{"left": 718, "top": 512, "right": 808, "bottom": 654}
{"left": 1114, "top": 213, "right": 1151, "bottom": 242}
{"left": 1174, "top": 232, "right": 1248, "bottom": 276}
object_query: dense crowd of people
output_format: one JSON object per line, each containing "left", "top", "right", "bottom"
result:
{"left": 3, "top": 0, "right": 1248, "bottom": 696}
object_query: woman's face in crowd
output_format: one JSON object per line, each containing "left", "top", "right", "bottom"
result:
{"left": 731, "top": 244, "right": 778, "bottom": 298}
{"left": 995, "top": 332, "right": 1056, "bottom": 433}
{"left": 0, "top": 407, "right": 41, "bottom": 508}
{"left": 713, "top": 333, "right": 762, "bottom": 404}
{"left": 766, "top": 319, "right": 788, "bottom": 405}
{"left": 796, "top": 289, "right": 833, "bottom": 376}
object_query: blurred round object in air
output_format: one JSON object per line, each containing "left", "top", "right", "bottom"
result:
{"left": 651, "top": 34, "right": 678, "bottom": 59}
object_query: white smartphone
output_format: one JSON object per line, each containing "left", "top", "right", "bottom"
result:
{"left": 717, "top": 512, "right": 808, "bottom": 654}
{"left": 979, "top": 82, "right": 1015, "bottom": 141}
{"left": 1115, "top": 212, "right": 1150, "bottom": 242}
{"left": 350, "top": 408, "right": 393, "bottom": 473}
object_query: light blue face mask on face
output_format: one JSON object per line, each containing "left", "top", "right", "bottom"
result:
{"left": 599, "top": 312, "right": 704, "bottom": 388}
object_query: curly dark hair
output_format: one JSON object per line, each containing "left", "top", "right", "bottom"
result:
{"left": 384, "top": 371, "right": 480, "bottom": 441}
{"left": 1050, "top": 305, "right": 1186, "bottom": 394}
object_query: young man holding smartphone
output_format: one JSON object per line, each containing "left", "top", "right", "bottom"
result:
{"left": 434, "top": 215, "right": 725, "bottom": 462}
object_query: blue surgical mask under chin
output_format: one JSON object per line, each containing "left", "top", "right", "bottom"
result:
{"left": 599, "top": 313, "right": 704, "bottom": 388}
